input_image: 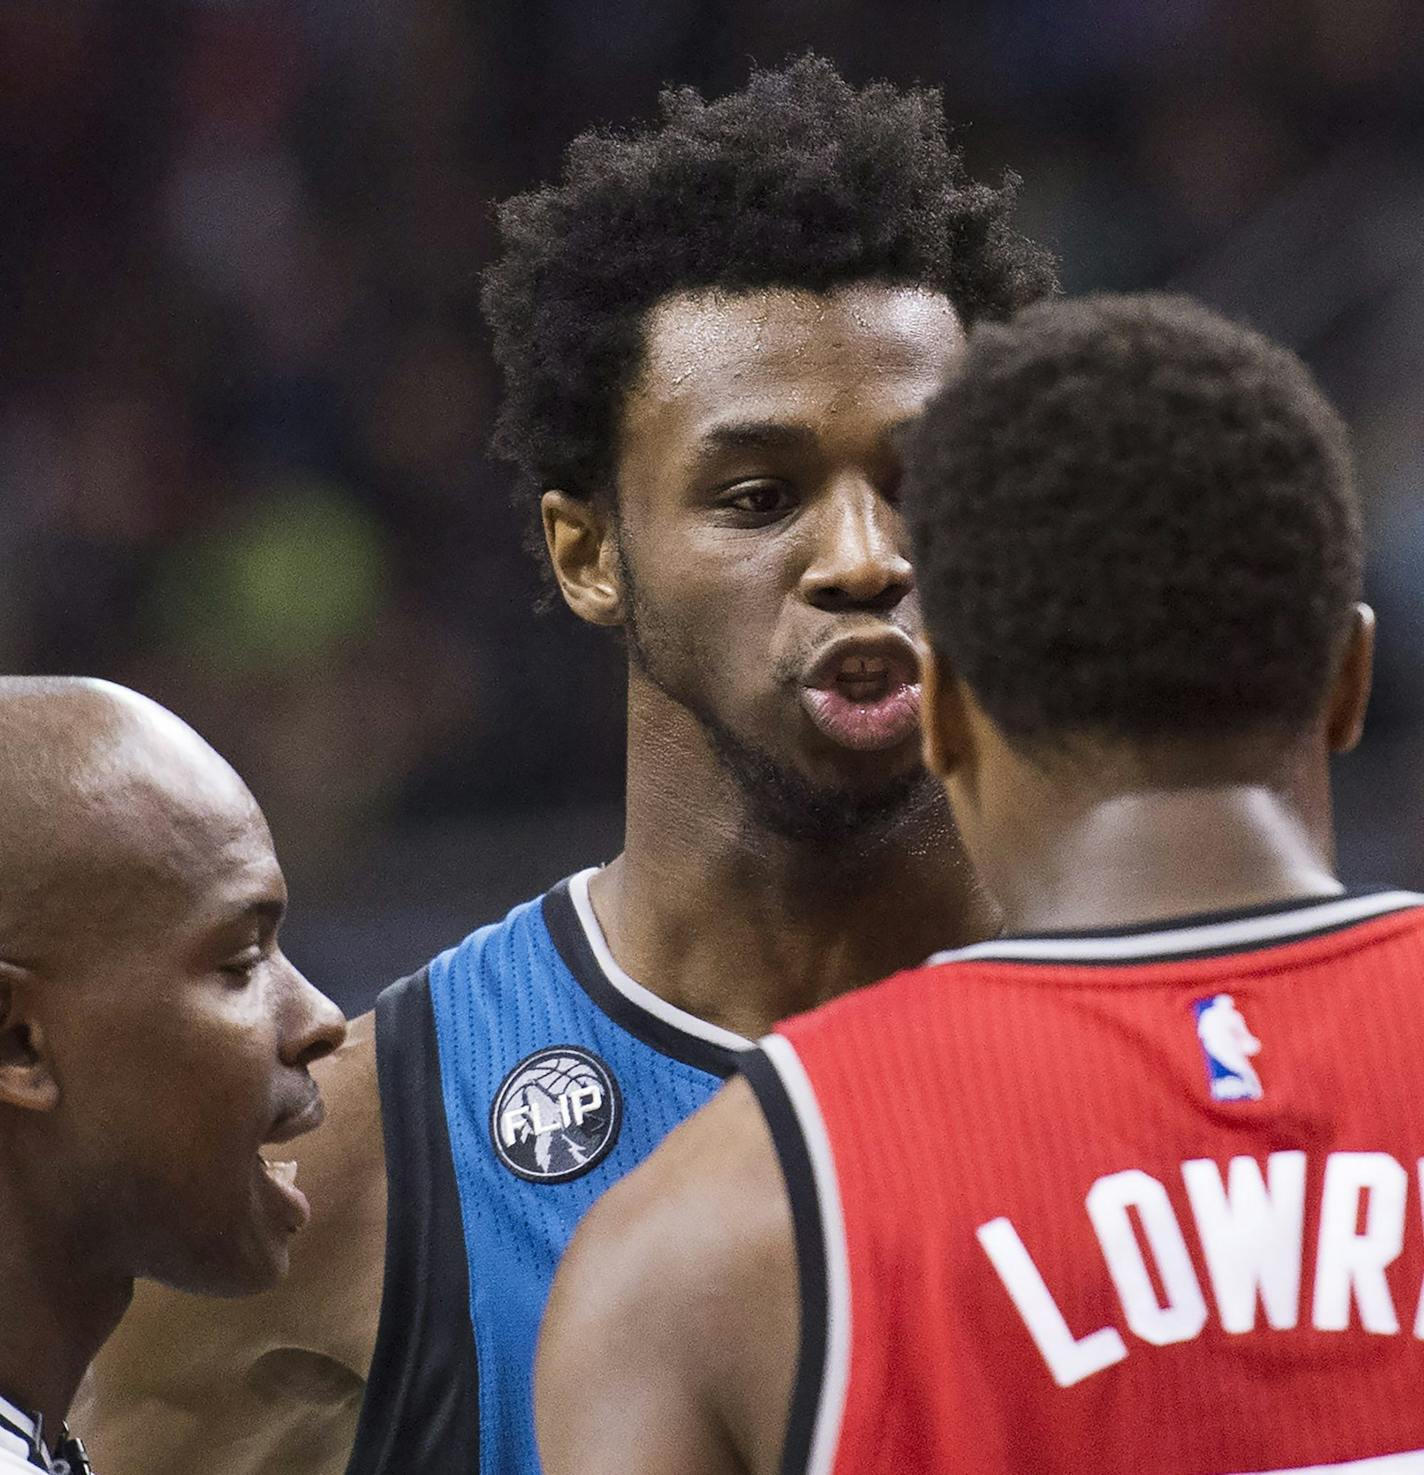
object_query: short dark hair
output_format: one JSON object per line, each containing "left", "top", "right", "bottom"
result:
{"left": 482, "top": 54, "right": 1057, "bottom": 506}
{"left": 903, "top": 292, "right": 1363, "bottom": 751}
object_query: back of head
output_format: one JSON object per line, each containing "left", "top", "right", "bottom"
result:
{"left": 903, "top": 292, "right": 1363, "bottom": 765}
{"left": 482, "top": 53, "right": 1058, "bottom": 508}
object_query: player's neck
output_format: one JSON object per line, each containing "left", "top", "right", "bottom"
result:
{"left": 602, "top": 707, "right": 995, "bottom": 1039}
{"left": 0, "top": 1171, "right": 129, "bottom": 1449}
{"left": 985, "top": 783, "right": 1342, "bottom": 936}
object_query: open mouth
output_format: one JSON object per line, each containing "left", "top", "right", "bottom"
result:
{"left": 257, "top": 1152, "right": 311, "bottom": 1233}
{"left": 258, "top": 1150, "right": 311, "bottom": 1233}
{"left": 255, "top": 1089, "right": 324, "bottom": 1234}
{"left": 800, "top": 635, "right": 922, "bottom": 752}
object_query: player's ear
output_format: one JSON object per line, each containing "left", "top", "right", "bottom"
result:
{"left": 0, "top": 963, "right": 61, "bottom": 1113}
{"left": 541, "top": 490, "right": 627, "bottom": 627}
{"left": 918, "top": 638, "right": 970, "bottom": 779}
{"left": 1325, "top": 602, "right": 1375, "bottom": 755}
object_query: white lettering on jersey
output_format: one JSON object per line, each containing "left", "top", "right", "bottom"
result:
{"left": 1086, "top": 1169, "right": 1208, "bottom": 1345}
{"left": 499, "top": 1079, "right": 606, "bottom": 1146}
{"left": 980, "top": 1150, "right": 1423, "bottom": 1387}
{"left": 1182, "top": 1151, "right": 1306, "bottom": 1331}
{"left": 566, "top": 1079, "right": 605, "bottom": 1127}
{"left": 1313, "top": 1152, "right": 1407, "bottom": 1333}
{"left": 976, "top": 1217, "right": 1128, "bottom": 1387}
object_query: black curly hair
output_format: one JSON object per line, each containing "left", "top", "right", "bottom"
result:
{"left": 902, "top": 292, "right": 1363, "bottom": 752}
{"left": 481, "top": 54, "right": 1058, "bottom": 508}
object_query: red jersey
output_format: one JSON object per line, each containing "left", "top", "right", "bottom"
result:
{"left": 741, "top": 889, "right": 1424, "bottom": 1475}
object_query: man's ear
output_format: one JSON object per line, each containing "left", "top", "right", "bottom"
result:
{"left": 1325, "top": 602, "right": 1375, "bottom": 755}
{"left": 0, "top": 964, "right": 60, "bottom": 1113}
{"left": 541, "top": 491, "right": 626, "bottom": 627}
{"left": 917, "top": 638, "right": 970, "bottom": 780}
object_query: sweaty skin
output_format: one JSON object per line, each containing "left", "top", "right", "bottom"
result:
{"left": 534, "top": 610, "right": 1378, "bottom": 1475}
{"left": 88, "top": 284, "right": 994, "bottom": 1475}
{"left": 0, "top": 678, "right": 345, "bottom": 1460}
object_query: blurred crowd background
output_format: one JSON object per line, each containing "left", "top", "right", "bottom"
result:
{"left": 3, "top": 0, "right": 1422, "bottom": 1011}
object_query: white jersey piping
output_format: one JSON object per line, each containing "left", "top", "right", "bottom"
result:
{"left": 568, "top": 867, "right": 753, "bottom": 1054}
{"left": 1220, "top": 1450, "right": 1424, "bottom": 1475}
{"left": 927, "top": 890, "right": 1424, "bottom": 967}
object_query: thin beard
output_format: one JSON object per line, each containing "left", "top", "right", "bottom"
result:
{"left": 621, "top": 563, "right": 931, "bottom": 845}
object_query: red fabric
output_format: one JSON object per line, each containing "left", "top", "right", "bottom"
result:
{"left": 777, "top": 906, "right": 1424, "bottom": 1475}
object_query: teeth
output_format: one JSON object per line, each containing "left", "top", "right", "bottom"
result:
{"left": 838, "top": 656, "right": 888, "bottom": 680}
{"left": 261, "top": 1158, "right": 298, "bottom": 1188}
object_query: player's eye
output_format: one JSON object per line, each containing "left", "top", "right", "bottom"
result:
{"left": 718, "top": 480, "right": 796, "bottom": 522}
{"left": 221, "top": 948, "right": 264, "bottom": 982}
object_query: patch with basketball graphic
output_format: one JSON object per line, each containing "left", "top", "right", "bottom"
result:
{"left": 489, "top": 1046, "right": 623, "bottom": 1183}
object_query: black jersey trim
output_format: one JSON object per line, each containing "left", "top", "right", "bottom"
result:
{"left": 345, "top": 969, "right": 479, "bottom": 1475}
{"left": 542, "top": 879, "right": 746, "bottom": 1078}
{"left": 740, "top": 1046, "right": 830, "bottom": 1475}
{"left": 927, "top": 888, "right": 1424, "bottom": 968}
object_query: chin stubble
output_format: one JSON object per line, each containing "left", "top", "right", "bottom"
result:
{"left": 623, "top": 577, "right": 933, "bottom": 845}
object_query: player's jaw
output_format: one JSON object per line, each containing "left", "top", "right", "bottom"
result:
{"left": 693, "top": 615, "right": 937, "bottom": 844}
{"left": 158, "top": 1078, "right": 328, "bottom": 1297}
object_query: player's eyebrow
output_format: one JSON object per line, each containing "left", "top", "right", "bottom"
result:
{"left": 225, "top": 896, "right": 287, "bottom": 933}
{"left": 694, "top": 420, "right": 818, "bottom": 459}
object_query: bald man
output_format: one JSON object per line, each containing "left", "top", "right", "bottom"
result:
{"left": 0, "top": 677, "right": 346, "bottom": 1473}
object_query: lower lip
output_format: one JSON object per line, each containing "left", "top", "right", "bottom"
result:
{"left": 257, "top": 1157, "right": 311, "bottom": 1234}
{"left": 800, "top": 682, "right": 922, "bottom": 752}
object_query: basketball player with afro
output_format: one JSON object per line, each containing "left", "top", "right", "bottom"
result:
{"left": 88, "top": 55, "right": 1054, "bottom": 1475}
{"left": 539, "top": 294, "right": 1424, "bottom": 1474}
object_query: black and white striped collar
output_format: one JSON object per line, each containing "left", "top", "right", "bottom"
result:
{"left": 542, "top": 868, "right": 754, "bottom": 1077}
{"left": 0, "top": 1392, "right": 39, "bottom": 1463}
{"left": 927, "top": 888, "right": 1424, "bottom": 968}
{"left": 0, "top": 1394, "right": 46, "bottom": 1472}
{"left": 0, "top": 1394, "right": 92, "bottom": 1475}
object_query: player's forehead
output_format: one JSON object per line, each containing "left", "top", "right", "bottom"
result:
{"left": 623, "top": 283, "right": 963, "bottom": 453}
{"left": 56, "top": 736, "right": 281, "bottom": 952}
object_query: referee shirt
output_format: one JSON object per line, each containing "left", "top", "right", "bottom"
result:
{"left": 0, "top": 1395, "right": 88, "bottom": 1474}
{"left": 0, "top": 1395, "right": 42, "bottom": 1472}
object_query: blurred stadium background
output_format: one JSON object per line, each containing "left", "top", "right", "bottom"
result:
{"left": 2, "top": 0, "right": 1422, "bottom": 1014}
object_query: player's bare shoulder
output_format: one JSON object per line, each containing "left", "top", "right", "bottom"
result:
{"left": 538, "top": 1076, "right": 797, "bottom": 1475}
{"left": 85, "top": 1009, "right": 387, "bottom": 1475}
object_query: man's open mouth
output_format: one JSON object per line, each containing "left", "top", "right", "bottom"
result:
{"left": 800, "top": 634, "right": 922, "bottom": 752}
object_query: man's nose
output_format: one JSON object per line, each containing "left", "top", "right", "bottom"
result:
{"left": 800, "top": 482, "right": 914, "bottom": 614}
{"left": 278, "top": 961, "right": 348, "bottom": 1069}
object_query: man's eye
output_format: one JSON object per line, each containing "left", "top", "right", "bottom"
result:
{"left": 222, "top": 950, "right": 263, "bottom": 981}
{"left": 721, "top": 482, "right": 794, "bottom": 518}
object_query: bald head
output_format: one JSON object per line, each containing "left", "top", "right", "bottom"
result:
{"left": 0, "top": 678, "right": 345, "bottom": 1316}
{"left": 0, "top": 678, "right": 266, "bottom": 968}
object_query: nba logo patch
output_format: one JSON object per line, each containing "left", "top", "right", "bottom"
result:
{"left": 1192, "top": 994, "right": 1263, "bottom": 1101}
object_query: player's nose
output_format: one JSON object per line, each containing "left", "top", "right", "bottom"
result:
{"left": 800, "top": 480, "right": 914, "bottom": 614}
{"left": 277, "top": 958, "right": 348, "bottom": 1069}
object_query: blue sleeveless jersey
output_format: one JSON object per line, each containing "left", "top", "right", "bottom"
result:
{"left": 346, "top": 870, "right": 749, "bottom": 1475}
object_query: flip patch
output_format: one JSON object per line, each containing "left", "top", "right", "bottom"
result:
{"left": 490, "top": 1046, "right": 623, "bottom": 1183}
